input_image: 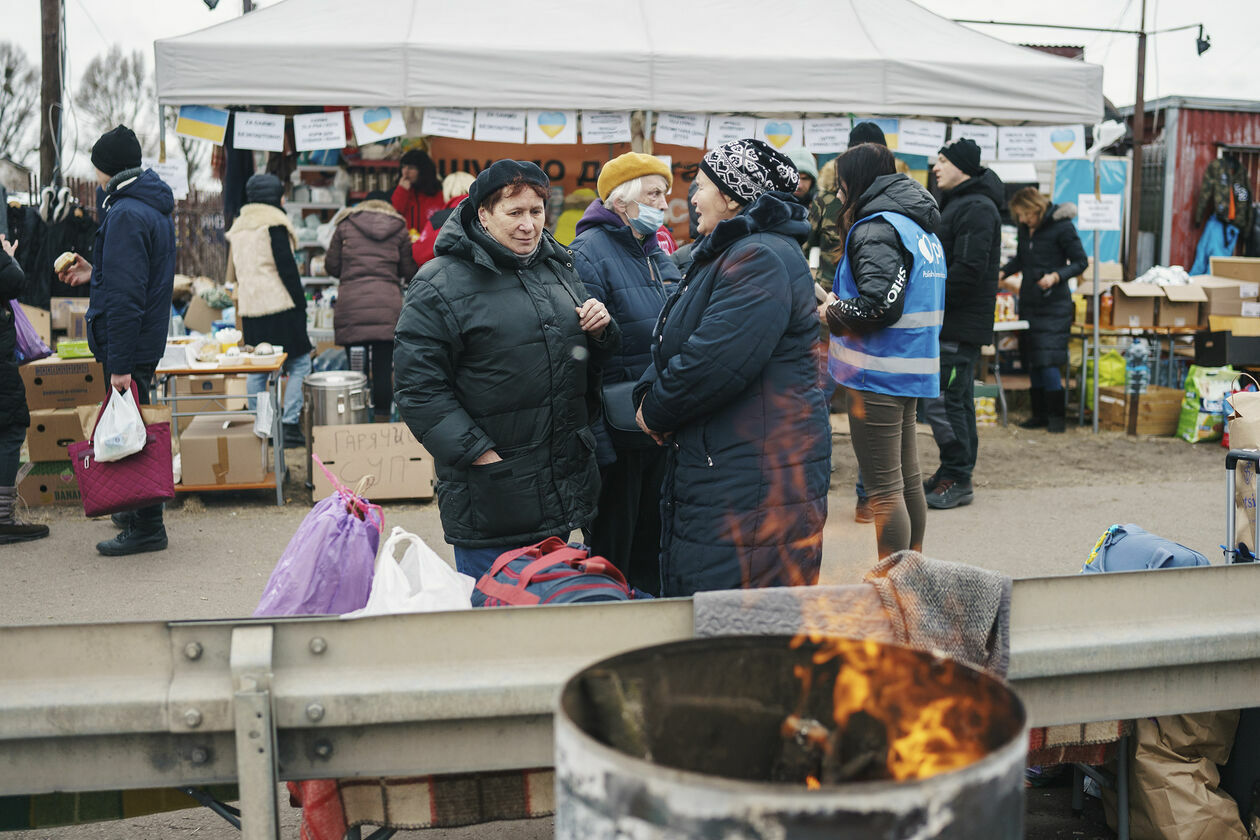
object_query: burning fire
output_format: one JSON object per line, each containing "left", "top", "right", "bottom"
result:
{"left": 785, "top": 636, "right": 992, "bottom": 786}
{"left": 805, "top": 775, "right": 821, "bottom": 790}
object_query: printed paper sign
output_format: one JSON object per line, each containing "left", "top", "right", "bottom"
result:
{"left": 581, "top": 111, "right": 632, "bottom": 144}
{"left": 1039, "top": 124, "right": 1086, "bottom": 160}
{"left": 421, "top": 107, "right": 475, "bottom": 140}
{"left": 756, "top": 118, "right": 803, "bottom": 150}
{"left": 293, "top": 113, "right": 347, "bottom": 152}
{"left": 1242, "top": 301, "right": 1260, "bottom": 318}
{"left": 232, "top": 112, "right": 285, "bottom": 153}
{"left": 143, "top": 158, "right": 188, "bottom": 201}
{"left": 475, "top": 109, "right": 526, "bottom": 144}
{"left": 1077, "top": 193, "right": 1123, "bottom": 231}
{"left": 527, "top": 109, "right": 577, "bottom": 144}
{"left": 997, "top": 127, "right": 1040, "bottom": 161}
{"left": 804, "top": 118, "right": 851, "bottom": 153}
{"left": 655, "top": 112, "right": 707, "bottom": 149}
{"left": 174, "top": 105, "right": 229, "bottom": 145}
{"left": 707, "top": 115, "right": 756, "bottom": 149}
{"left": 898, "top": 119, "right": 948, "bottom": 157}
{"left": 350, "top": 106, "right": 407, "bottom": 146}
{"left": 951, "top": 125, "right": 998, "bottom": 161}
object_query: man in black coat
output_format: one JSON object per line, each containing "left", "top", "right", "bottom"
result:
{"left": 923, "top": 139, "right": 1004, "bottom": 510}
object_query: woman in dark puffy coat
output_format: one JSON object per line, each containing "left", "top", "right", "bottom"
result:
{"left": 821, "top": 143, "right": 944, "bottom": 559}
{"left": 326, "top": 193, "right": 418, "bottom": 421}
{"left": 394, "top": 160, "right": 620, "bottom": 577}
{"left": 0, "top": 236, "right": 49, "bottom": 543}
{"left": 999, "top": 188, "right": 1088, "bottom": 433}
{"left": 571, "top": 152, "right": 681, "bottom": 595}
{"left": 634, "top": 139, "right": 829, "bottom": 597}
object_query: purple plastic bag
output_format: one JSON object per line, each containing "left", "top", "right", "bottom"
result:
{"left": 11, "top": 299, "right": 52, "bottom": 363}
{"left": 254, "top": 491, "right": 383, "bottom": 617}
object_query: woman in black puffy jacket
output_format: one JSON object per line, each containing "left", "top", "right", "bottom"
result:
{"left": 999, "top": 188, "right": 1088, "bottom": 433}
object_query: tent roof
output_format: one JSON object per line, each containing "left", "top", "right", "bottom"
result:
{"left": 154, "top": 0, "right": 1103, "bottom": 124}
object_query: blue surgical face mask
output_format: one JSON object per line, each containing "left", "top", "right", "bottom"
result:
{"left": 629, "top": 202, "right": 665, "bottom": 236}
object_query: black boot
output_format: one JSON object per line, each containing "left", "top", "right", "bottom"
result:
{"left": 0, "top": 486, "right": 49, "bottom": 544}
{"left": 111, "top": 511, "right": 136, "bottom": 529}
{"left": 1047, "top": 391, "right": 1066, "bottom": 433}
{"left": 97, "top": 505, "right": 167, "bottom": 556}
{"left": 282, "top": 423, "right": 306, "bottom": 448}
{"left": 1020, "top": 388, "right": 1047, "bottom": 429}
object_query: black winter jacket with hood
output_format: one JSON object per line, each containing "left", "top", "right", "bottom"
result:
{"left": 394, "top": 201, "right": 621, "bottom": 548}
{"left": 827, "top": 174, "right": 941, "bottom": 336}
{"left": 634, "top": 193, "right": 830, "bottom": 597}
{"left": 1001, "top": 203, "right": 1088, "bottom": 368}
{"left": 0, "top": 249, "right": 31, "bottom": 428}
{"left": 938, "top": 168, "right": 1004, "bottom": 347}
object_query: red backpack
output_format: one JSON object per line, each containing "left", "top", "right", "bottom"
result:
{"left": 471, "top": 538, "right": 644, "bottom": 606}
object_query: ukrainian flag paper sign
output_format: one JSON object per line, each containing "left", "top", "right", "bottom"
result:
{"left": 174, "top": 106, "right": 229, "bottom": 144}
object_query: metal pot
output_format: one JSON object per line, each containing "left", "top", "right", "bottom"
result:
{"left": 302, "top": 371, "right": 372, "bottom": 487}
{"left": 556, "top": 635, "right": 1028, "bottom": 839}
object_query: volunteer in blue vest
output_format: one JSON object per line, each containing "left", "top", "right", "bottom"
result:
{"left": 820, "top": 143, "right": 945, "bottom": 558}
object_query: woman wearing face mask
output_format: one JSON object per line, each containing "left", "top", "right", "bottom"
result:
{"left": 633, "top": 139, "right": 830, "bottom": 597}
{"left": 570, "top": 153, "right": 682, "bottom": 595}
{"left": 394, "top": 160, "right": 621, "bottom": 577}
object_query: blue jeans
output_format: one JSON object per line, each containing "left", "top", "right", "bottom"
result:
{"left": 248, "top": 354, "right": 312, "bottom": 426}
{"left": 1030, "top": 365, "right": 1062, "bottom": 392}
{"left": 453, "top": 533, "right": 572, "bottom": 579}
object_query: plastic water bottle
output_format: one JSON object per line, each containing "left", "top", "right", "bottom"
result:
{"left": 1125, "top": 338, "right": 1149, "bottom": 395}
{"left": 167, "top": 311, "right": 186, "bottom": 337}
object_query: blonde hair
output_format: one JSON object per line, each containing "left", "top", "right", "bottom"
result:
{"left": 442, "top": 171, "right": 475, "bottom": 204}
{"left": 1009, "top": 187, "right": 1050, "bottom": 218}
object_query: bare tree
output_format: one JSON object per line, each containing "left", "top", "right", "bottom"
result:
{"left": 0, "top": 42, "right": 39, "bottom": 166}
{"left": 73, "top": 45, "right": 155, "bottom": 156}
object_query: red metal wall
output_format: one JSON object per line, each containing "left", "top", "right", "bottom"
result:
{"left": 1170, "top": 108, "right": 1260, "bottom": 267}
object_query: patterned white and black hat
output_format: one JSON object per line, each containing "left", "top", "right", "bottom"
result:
{"left": 700, "top": 139, "right": 800, "bottom": 204}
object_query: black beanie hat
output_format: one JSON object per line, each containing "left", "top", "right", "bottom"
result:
{"left": 245, "top": 173, "right": 285, "bottom": 208}
{"left": 848, "top": 121, "right": 887, "bottom": 148}
{"left": 468, "top": 160, "right": 549, "bottom": 207}
{"left": 91, "top": 125, "right": 143, "bottom": 176}
{"left": 939, "top": 137, "right": 983, "bottom": 178}
{"left": 700, "top": 139, "right": 799, "bottom": 205}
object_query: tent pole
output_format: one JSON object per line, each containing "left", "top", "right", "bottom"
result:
{"left": 159, "top": 104, "right": 167, "bottom": 164}
{"left": 644, "top": 110, "right": 653, "bottom": 155}
{"left": 1092, "top": 157, "right": 1101, "bottom": 434}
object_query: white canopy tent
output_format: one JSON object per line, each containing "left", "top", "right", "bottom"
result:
{"left": 155, "top": 0, "right": 1103, "bottom": 125}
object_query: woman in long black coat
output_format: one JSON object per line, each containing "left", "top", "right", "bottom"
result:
{"left": 1000, "top": 188, "right": 1087, "bottom": 433}
{"left": 634, "top": 140, "right": 830, "bottom": 597}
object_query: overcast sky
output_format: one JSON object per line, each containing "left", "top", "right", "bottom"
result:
{"left": 8, "top": 0, "right": 1259, "bottom": 113}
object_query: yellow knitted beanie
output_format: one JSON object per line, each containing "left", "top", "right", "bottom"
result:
{"left": 596, "top": 153, "right": 673, "bottom": 201}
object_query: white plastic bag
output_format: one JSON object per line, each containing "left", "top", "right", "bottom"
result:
{"left": 253, "top": 391, "right": 274, "bottom": 440}
{"left": 342, "top": 527, "right": 475, "bottom": 618}
{"left": 93, "top": 387, "right": 147, "bottom": 463}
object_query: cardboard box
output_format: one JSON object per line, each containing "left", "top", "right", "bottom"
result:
{"left": 25, "top": 408, "right": 85, "bottom": 462}
{"left": 1194, "top": 331, "right": 1260, "bottom": 367}
{"left": 1083, "top": 260, "right": 1126, "bottom": 282}
{"left": 1210, "top": 316, "right": 1260, "bottom": 337}
{"left": 17, "top": 304, "right": 51, "bottom": 346}
{"left": 1097, "top": 385, "right": 1183, "bottom": 436}
{"left": 183, "top": 294, "right": 227, "bottom": 335}
{"left": 19, "top": 357, "right": 105, "bottom": 410}
{"left": 1111, "top": 282, "right": 1164, "bottom": 328}
{"left": 1209, "top": 257, "right": 1260, "bottom": 292}
{"left": 49, "top": 297, "right": 89, "bottom": 331}
{"left": 1158, "top": 283, "right": 1207, "bottom": 328}
{"left": 16, "top": 460, "right": 79, "bottom": 506}
{"left": 172, "top": 374, "right": 248, "bottom": 432}
{"left": 1191, "top": 277, "right": 1245, "bottom": 316}
{"left": 67, "top": 309, "right": 88, "bottom": 340}
{"left": 179, "top": 414, "right": 267, "bottom": 486}
{"left": 311, "top": 422, "right": 435, "bottom": 501}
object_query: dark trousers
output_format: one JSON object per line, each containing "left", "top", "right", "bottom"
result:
{"left": 584, "top": 446, "right": 667, "bottom": 596}
{"left": 106, "top": 365, "right": 164, "bottom": 527}
{"left": 924, "top": 341, "right": 980, "bottom": 483}
{"left": 0, "top": 423, "right": 26, "bottom": 486}
{"left": 846, "top": 388, "right": 926, "bottom": 558}
{"left": 355, "top": 342, "right": 394, "bottom": 419}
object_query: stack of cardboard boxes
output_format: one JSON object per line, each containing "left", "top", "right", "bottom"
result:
{"left": 1194, "top": 257, "right": 1260, "bottom": 367}
{"left": 17, "top": 358, "right": 105, "bottom": 505}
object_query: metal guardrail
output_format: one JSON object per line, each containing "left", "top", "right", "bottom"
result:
{"left": 2, "top": 564, "right": 1259, "bottom": 838}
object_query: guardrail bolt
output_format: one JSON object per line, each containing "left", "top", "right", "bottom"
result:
{"left": 183, "top": 642, "right": 203, "bottom": 661}
{"left": 314, "top": 739, "right": 334, "bottom": 760}
{"left": 306, "top": 703, "right": 325, "bottom": 722}
{"left": 309, "top": 637, "right": 327, "bottom": 655}
{"left": 190, "top": 746, "right": 209, "bottom": 765}
{"left": 184, "top": 708, "right": 203, "bottom": 728}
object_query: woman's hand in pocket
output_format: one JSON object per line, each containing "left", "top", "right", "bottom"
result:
{"left": 471, "top": 449, "right": 503, "bottom": 466}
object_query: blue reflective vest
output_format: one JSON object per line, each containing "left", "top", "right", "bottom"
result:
{"left": 828, "top": 211, "right": 946, "bottom": 398}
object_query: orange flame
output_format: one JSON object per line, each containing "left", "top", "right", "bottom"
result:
{"left": 805, "top": 775, "right": 821, "bottom": 790}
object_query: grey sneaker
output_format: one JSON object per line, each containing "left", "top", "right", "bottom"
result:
{"left": 926, "top": 478, "right": 974, "bottom": 510}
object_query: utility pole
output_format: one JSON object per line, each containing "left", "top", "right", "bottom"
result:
{"left": 39, "top": 0, "right": 63, "bottom": 189}
{"left": 243, "top": 0, "right": 254, "bottom": 11}
{"left": 1127, "top": 0, "right": 1148, "bottom": 280}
